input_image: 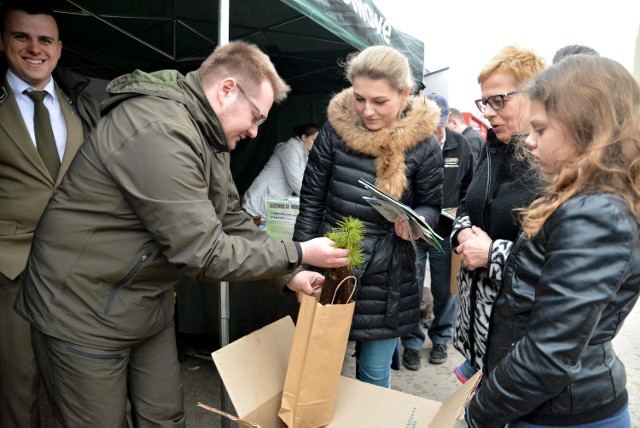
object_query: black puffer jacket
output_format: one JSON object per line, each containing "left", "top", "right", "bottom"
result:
{"left": 466, "top": 193, "right": 640, "bottom": 427}
{"left": 293, "top": 88, "right": 444, "bottom": 341}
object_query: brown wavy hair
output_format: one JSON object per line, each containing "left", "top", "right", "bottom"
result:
{"left": 521, "top": 55, "right": 640, "bottom": 237}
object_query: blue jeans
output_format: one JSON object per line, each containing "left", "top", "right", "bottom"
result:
{"left": 426, "top": 238, "right": 457, "bottom": 345}
{"left": 401, "top": 239, "right": 457, "bottom": 350}
{"left": 358, "top": 338, "right": 398, "bottom": 388}
{"left": 509, "top": 406, "right": 631, "bottom": 428}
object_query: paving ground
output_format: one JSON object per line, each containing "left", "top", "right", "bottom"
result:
{"left": 184, "top": 301, "right": 640, "bottom": 427}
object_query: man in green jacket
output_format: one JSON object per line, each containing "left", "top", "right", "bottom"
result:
{"left": 14, "top": 40, "right": 348, "bottom": 427}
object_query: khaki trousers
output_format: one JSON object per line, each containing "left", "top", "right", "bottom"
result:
{"left": 0, "top": 272, "right": 40, "bottom": 428}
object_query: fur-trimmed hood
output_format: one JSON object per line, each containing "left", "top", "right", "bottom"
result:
{"left": 327, "top": 88, "right": 441, "bottom": 198}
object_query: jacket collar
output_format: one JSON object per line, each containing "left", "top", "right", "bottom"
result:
{"left": 442, "top": 127, "right": 458, "bottom": 151}
{"left": 103, "top": 69, "right": 227, "bottom": 152}
{"left": 327, "top": 88, "right": 440, "bottom": 199}
{"left": 179, "top": 71, "right": 227, "bottom": 152}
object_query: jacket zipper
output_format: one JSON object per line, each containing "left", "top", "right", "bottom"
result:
{"left": 469, "top": 270, "right": 479, "bottom": 367}
{"left": 482, "top": 232, "right": 526, "bottom": 370}
{"left": 104, "top": 250, "right": 152, "bottom": 315}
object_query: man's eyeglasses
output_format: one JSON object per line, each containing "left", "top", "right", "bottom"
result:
{"left": 237, "top": 84, "right": 267, "bottom": 126}
{"left": 475, "top": 90, "right": 519, "bottom": 113}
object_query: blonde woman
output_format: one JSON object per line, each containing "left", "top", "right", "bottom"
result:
{"left": 293, "top": 45, "right": 444, "bottom": 388}
{"left": 466, "top": 55, "right": 640, "bottom": 427}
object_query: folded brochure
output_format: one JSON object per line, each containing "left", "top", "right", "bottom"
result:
{"left": 359, "top": 178, "right": 443, "bottom": 252}
{"left": 441, "top": 207, "right": 457, "bottom": 221}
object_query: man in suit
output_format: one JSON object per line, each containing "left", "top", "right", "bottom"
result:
{"left": 0, "top": 1, "right": 100, "bottom": 426}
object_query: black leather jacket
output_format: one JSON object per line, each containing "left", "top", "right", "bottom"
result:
{"left": 466, "top": 192, "right": 640, "bottom": 427}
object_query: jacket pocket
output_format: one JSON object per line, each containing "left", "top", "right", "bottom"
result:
{"left": 0, "top": 219, "right": 17, "bottom": 235}
{"left": 104, "top": 250, "right": 152, "bottom": 315}
{"left": 65, "top": 346, "right": 126, "bottom": 361}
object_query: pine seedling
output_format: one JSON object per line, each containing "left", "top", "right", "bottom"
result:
{"left": 320, "top": 216, "right": 365, "bottom": 304}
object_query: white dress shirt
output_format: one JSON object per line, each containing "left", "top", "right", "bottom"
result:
{"left": 6, "top": 69, "right": 68, "bottom": 160}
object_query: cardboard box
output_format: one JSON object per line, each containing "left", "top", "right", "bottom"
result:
{"left": 211, "top": 317, "right": 480, "bottom": 427}
{"left": 266, "top": 197, "right": 300, "bottom": 239}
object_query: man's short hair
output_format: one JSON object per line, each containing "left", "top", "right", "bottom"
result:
{"left": 449, "top": 107, "right": 465, "bottom": 123}
{"left": 198, "top": 41, "right": 290, "bottom": 103}
{"left": 0, "top": 0, "right": 57, "bottom": 35}
{"left": 552, "top": 44, "right": 600, "bottom": 64}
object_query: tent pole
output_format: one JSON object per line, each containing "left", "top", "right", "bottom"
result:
{"left": 218, "top": 3, "right": 231, "bottom": 427}
{"left": 219, "top": 0, "right": 230, "bottom": 45}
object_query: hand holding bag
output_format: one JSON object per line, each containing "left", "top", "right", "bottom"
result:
{"left": 278, "top": 276, "right": 356, "bottom": 428}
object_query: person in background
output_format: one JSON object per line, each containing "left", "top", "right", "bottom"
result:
{"left": 451, "top": 45, "right": 545, "bottom": 383}
{"left": 243, "top": 122, "right": 320, "bottom": 226}
{"left": 0, "top": 1, "right": 100, "bottom": 426}
{"left": 447, "top": 107, "right": 484, "bottom": 163}
{"left": 552, "top": 43, "right": 599, "bottom": 64}
{"left": 401, "top": 93, "right": 474, "bottom": 369}
{"left": 465, "top": 54, "right": 639, "bottom": 428}
{"left": 14, "top": 40, "right": 348, "bottom": 427}
{"left": 293, "top": 45, "right": 444, "bottom": 388}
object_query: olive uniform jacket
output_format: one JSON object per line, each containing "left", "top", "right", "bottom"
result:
{"left": 16, "top": 70, "right": 302, "bottom": 349}
{"left": 0, "top": 67, "right": 100, "bottom": 281}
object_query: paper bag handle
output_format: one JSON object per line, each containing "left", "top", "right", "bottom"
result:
{"left": 331, "top": 275, "right": 357, "bottom": 304}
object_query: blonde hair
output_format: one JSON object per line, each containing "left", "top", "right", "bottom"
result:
{"left": 345, "top": 45, "right": 414, "bottom": 93}
{"left": 521, "top": 55, "right": 640, "bottom": 237}
{"left": 198, "top": 40, "right": 290, "bottom": 102}
{"left": 477, "top": 45, "right": 546, "bottom": 87}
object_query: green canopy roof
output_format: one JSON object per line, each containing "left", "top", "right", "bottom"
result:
{"left": 52, "top": 0, "right": 424, "bottom": 95}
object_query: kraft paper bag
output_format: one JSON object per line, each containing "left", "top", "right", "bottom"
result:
{"left": 278, "top": 278, "right": 356, "bottom": 428}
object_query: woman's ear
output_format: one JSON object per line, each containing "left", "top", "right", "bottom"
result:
{"left": 401, "top": 86, "right": 410, "bottom": 100}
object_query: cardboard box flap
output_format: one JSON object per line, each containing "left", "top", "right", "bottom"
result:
{"left": 212, "top": 316, "right": 480, "bottom": 428}
{"left": 330, "top": 376, "right": 442, "bottom": 427}
{"left": 212, "top": 316, "right": 295, "bottom": 421}
{"left": 244, "top": 393, "right": 286, "bottom": 428}
{"left": 428, "top": 370, "right": 482, "bottom": 427}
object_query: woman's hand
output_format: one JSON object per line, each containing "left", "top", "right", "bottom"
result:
{"left": 456, "top": 227, "right": 477, "bottom": 246}
{"left": 394, "top": 217, "right": 415, "bottom": 241}
{"left": 457, "top": 226, "right": 491, "bottom": 270}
